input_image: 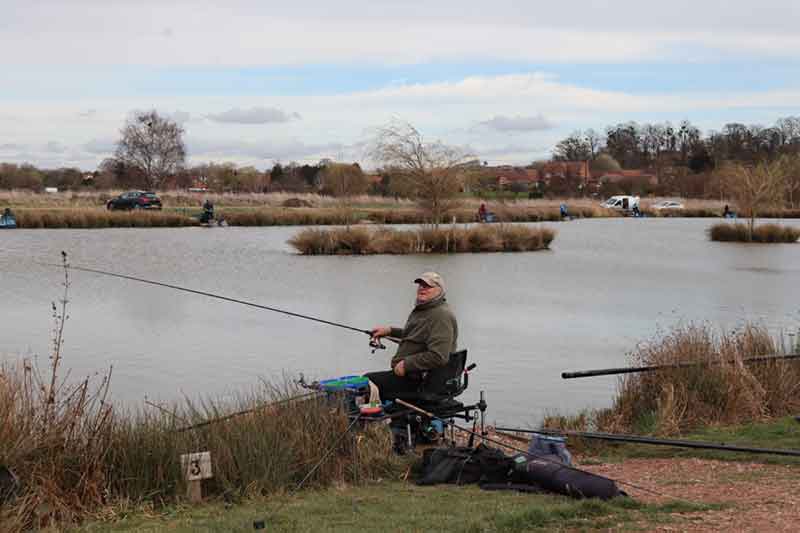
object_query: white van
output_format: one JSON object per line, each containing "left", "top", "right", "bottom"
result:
{"left": 600, "top": 195, "right": 640, "bottom": 212}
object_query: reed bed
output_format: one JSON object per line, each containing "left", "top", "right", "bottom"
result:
{"left": 241, "top": 206, "right": 595, "bottom": 226}
{"left": 106, "top": 389, "right": 399, "bottom": 502}
{"left": 0, "top": 365, "right": 399, "bottom": 532}
{"left": 643, "top": 207, "right": 721, "bottom": 218}
{"left": 0, "top": 190, "right": 416, "bottom": 209}
{"left": 545, "top": 324, "right": 800, "bottom": 437}
{"left": 6, "top": 190, "right": 800, "bottom": 218}
{"left": 708, "top": 223, "right": 800, "bottom": 243}
{"left": 223, "top": 208, "right": 369, "bottom": 226}
{"left": 647, "top": 207, "right": 800, "bottom": 218}
{"left": 10, "top": 205, "right": 585, "bottom": 229}
{"left": 0, "top": 360, "right": 115, "bottom": 532}
{"left": 287, "top": 224, "right": 556, "bottom": 254}
{"left": 15, "top": 209, "right": 198, "bottom": 229}
{"left": 10, "top": 194, "right": 800, "bottom": 229}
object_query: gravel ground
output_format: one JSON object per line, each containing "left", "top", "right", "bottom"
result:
{"left": 483, "top": 429, "right": 800, "bottom": 532}
{"left": 581, "top": 457, "right": 800, "bottom": 532}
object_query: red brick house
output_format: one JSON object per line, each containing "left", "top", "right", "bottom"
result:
{"left": 497, "top": 168, "right": 540, "bottom": 189}
{"left": 539, "top": 161, "right": 590, "bottom": 183}
{"left": 594, "top": 169, "right": 657, "bottom": 186}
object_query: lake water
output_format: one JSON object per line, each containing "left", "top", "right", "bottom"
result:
{"left": 2, "top": 218, "right": 799, "bottom": 425}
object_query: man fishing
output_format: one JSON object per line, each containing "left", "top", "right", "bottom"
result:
{"left": 199, "top": 199, "right": 215, "bottom": 224}
{"left": 365, "top": 271, "right": 458, "bottom": 402}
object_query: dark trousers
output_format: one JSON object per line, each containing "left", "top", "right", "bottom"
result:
{"left": 364, "top": 370, "right": 423, "bottom": 401}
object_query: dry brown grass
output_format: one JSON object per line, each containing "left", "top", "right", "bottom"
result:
{"left": 709, "top": 223, "right": 800, "bottom": 243}
{"left": 0, "top": 260, "right": 402, "bottom": 532}
{"left": 15, "top": 209, "right": 198, "bottom": 228}
{"left": 0, "top": 360, "right": 114, "bottom": 532}
{"left": 10, "top": 192, "right": 800, "bottom": 229}
{"left": 545, "top": 324, "right": 800, "bottom": 437}
{"left": 0, "top": 263, "right": 114, "bottom": 531}
{"left": 288, "top": 224, "right": 556, "bottom": 254}
{"left": 0, "top": 190, "right": 415, "bottom": 209}
{"left": 9, "top": 204, "right": 588, "bottom": 228}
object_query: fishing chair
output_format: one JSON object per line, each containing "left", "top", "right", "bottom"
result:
{"left": 385, "top": 350, "right": 487, "bottom": 452}
{"left": 415, "top": 349, "right": 474, "bottom": 411}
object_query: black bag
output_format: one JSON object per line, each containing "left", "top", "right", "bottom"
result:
{"left": 517, "top": 457, "right": 626, "bottom": 500}
{"left": 417, "top": 445, "right": 627, "bottom": 500}
{"left": 417, "top": 444, "right": 516, "bottom": 486}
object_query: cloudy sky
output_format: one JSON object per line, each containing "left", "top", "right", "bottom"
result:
{"left": 1, "top": 0, "right": 799, "bottom": 170}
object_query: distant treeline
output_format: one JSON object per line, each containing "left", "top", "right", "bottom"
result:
{"left": 0, "top": 160, "right": 377, "bottom": 195}
{"left": 2, "top": 115, "right": 800, "bottom": 199}
{"left": 553, "top": 116, "right": 800, "bottom": 171}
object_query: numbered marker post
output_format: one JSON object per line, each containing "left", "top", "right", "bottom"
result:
{"left": 180, "top": 451, "right": 213, "bottom": 502}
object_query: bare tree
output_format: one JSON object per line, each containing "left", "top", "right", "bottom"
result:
{"left": 371, "top": 121, "right": 471, "bottom": 226}
{"left": 553, "top": 130, "right": 591, "bottom": 161}
{"left": 784, "top": 154, "right": 800, "bottom": 208}
{"left": 115, "top": 110, "right": 186, "bottom": 190}
{"left": 724, "top": 158, "right": 788, "bottom": 240}
{"left": 584, "top": 129, "right": 603, "bottom": 159}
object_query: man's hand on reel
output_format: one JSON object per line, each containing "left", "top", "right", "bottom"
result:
{"left": 369, "top": 326, "right": 391, "bottom": 353}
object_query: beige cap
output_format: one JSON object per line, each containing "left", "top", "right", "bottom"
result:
{"left": 414, "top": 271, "right": 445, "bottom": 292}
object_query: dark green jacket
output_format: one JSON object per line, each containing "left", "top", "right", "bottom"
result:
{"left": 390, "top": 297, "right": 458, "bottom": 373}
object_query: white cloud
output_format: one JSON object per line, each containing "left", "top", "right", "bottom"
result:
{"left": 44, "top": 141, "right": 68, "bottom": 153}
{"left": 165, "top": 111, "right": 192, "bottom": 124}
{"left": 205, "top": 107, "right": 301, "bottom": 125}
{"left": 478, "top": 115, "right": 555, "bottom": 132}
{"left": 342, "top": 73, "right": 800, "bottom": 116}
{"left": 185, "top": 136, "right": 343, "bottom": 164}
{"left": 2, "top": 70, "right": 800, "bottom": 169}
{"left": 83, "top": 139, "right": 116, "bottom": 155}
{"left": 1, "top": 1, "right": 799, "bottom": 66}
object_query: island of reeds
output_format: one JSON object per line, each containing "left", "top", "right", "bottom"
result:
{"left": 287, "top": 224, "right": 556, "bottom": 255}
{"left": 709, "top": 222, "right": 800, "bottom": 243}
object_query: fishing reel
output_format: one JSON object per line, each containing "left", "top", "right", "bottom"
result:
{"left": 369, "top": 337, "right": 386, "bottom": 354}
{"left": 369, "top": 334, "right": 401, "bottom": 354}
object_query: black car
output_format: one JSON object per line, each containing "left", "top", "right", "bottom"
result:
{"left": 106, "top": 191, "right": 162, "bottom": 211}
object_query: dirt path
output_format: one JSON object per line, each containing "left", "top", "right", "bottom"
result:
{"left": 581, "top": 457, "right": 800, "bottom": 532}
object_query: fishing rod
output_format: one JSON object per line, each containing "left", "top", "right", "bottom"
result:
{"left": 174, "top": 391, "right": 322, "bottom": 433}
{"left": 494, "top": 427, "right": 800, "bottom": 458}
{"left": 47, "top": 261, "right": 399, "bottom": 351}
{"left": 561, "top": 353, "right": 800, "bottom": 379}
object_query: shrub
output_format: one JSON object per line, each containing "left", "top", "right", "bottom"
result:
{"left": 709, "top": 223, "right": 800, "bottom": 243}
{"left": 546, "top": 323, "right": 800, "bottom": 436}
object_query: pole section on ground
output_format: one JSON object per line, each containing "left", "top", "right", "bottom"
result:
{"left": 493, "top": 427, "right": 800, "bottom": 457}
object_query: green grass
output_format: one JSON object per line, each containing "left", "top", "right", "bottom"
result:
{"left": 72, "top": 482, "right": 712, "bottom": 533}
{"left": 69, "top": 412, "right": 800, "bottom": 533}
